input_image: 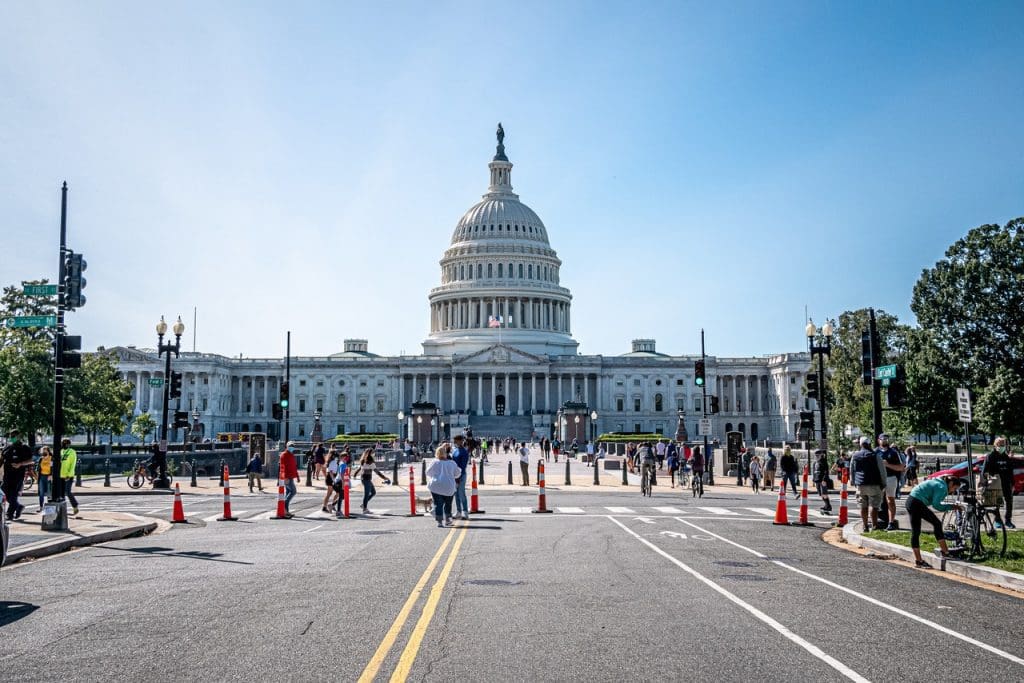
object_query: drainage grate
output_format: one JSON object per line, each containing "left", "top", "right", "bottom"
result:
{"left": 719, "top": 574, "right": 772, "bottom": 582}
{"left": 465, "top": 579, "right": 523, "bottom": 586}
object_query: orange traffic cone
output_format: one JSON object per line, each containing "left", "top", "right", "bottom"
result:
{"left": 171, "top": 483, "right": 188, "bottom": 523}
{"left": 836, "top": 468, "right": 849, "bottom": 527}
{"left": 470, "top": 460, "right": 484, "bottom": 514}
{"left": 772, "top": 475, "right": 790, "bottom": 525}
{"left": 797, "top": 466, "right": 812, "bottom": 526}
{"left": 218, "top": 465, "right": 238, "bottom": 521}
{"left": 274, "top": 462, "right": 289, "bottom": 519}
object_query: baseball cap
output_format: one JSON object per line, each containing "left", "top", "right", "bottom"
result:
{"left": 878, "top": 433, "right": 889, "bottom": 440}
{"left": 859, "top": 437, "right": 871, "bottom": 446}
{"left": 286, "top": 441, "right": 296, "bottom": 448}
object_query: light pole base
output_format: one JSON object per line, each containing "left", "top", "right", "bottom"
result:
{"left": 152, "top": 476, "right": 172, "bottom": 490}
{"left": 41, "top": 500, "right": 69, "bottom": 532}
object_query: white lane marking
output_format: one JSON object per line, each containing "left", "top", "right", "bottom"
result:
{"left": 674, "top": 518, "right": 1024, "bottom": 668}
{"left": 745, "top": 508, "right": 777, "bottom": 516}
{"left": 248, "top": 510, "right": 276, "bottom": 521}
{"left": 605, "top": 507, "right": 636, "bottom": 514}
{"left": 654, "top": 506, "right": 684, "bottom": 514}
{"left": 509, "top": 507, "right": 532, "bottom": 514}
{"left": 608, "top": 516, "right": 868, "bottom": 682}
{"left": 556, "top": 507, "right": 585, "bottom": 514}
{"left": 202, "top": 510, "right": 249, "bottom": 522}
{"left": 146, "top": 507, "right": 170, "bottom": 514}
{"left": 697, "top": 507, "right": 740, "bottom": 516}
{"left": 302, "top": 524, "right": 324, "bottom": 534}
{"left": 660, "top": 531, "right": 688, "bottom": 539}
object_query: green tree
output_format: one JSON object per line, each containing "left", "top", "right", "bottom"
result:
{"left": 0, "top": 282, "right": 58, "bottom": 447}
{"left": 65, "top": 352, "right": 135, "bottom": 444}
{"left": 899, "top": 328, "right": 958, "bottom": 438}
{"left": 975, "top": 366, "right": 1024, "bottom": 438}
{"left": 132, "top": 412, "right": 157, "bottom": 445}
{"left": 911, "top": 218, "right": 1024, "bottom": 390}
{"left": 0, "top": 280, "right": 56, "bottom": 347}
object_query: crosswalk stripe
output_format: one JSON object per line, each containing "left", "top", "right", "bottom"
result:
{"left": 605, "top": 507, "right": 636, "bottom": 514}
{"left": 745, "top": 507, "right": 777, "bottom": 516}
{"left": 654, "top": 506, "right": 684, "bottom": 514}
{"left": 556, "top": 507, "right": 585, "bottom": 514}
{"left": 248, "top": 510, "right": 276, "bottom": 521}
{"left": 697, "top": 507, "right": 740, "bottom": 516}
{"left": 203, "top": 510, "right": 248, "bottom": 522}
{"left": 509, "top": 507, "right": 533, "bottom": 514}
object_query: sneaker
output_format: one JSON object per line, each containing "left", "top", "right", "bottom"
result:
{"left": 13, "top": 504, "right": 24, "bottom": 519}
{"left": 994, "top": 521, "right": 1003, "bottom": 530}
{"left": 461, "top": 512, "right": 469, "bottom": 520}
{"left": 322, "top": 506, "right": 330, "bottom": 513}
{"left": 915, "top": 560, "right": 930, "bottom": 568}
{"left": 437, "top": 521, "right": 444, "bottom": 528}
{"left": 72, "top": 506, "right": 79, "bottom": 516}
{"left": 886, "top": 524, "right": 898, "bottom": 532}
{"left": 445, "top": 517, "right": 453, "bottom": 525}
{"left": 1006, "top": 522, "right": 1016, "bottom": 529}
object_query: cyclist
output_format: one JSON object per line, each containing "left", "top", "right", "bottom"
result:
{"left": 639, "top": 442, "right": 657, "bottom": 492}
{"left": 906, "top": 475, "right": 962, "bottom": 568}
{"left": 690, "top": 445, "right": 705, "bottom": 497}
{"left": 667, "top": 447, "right": 680, "bottom": 488}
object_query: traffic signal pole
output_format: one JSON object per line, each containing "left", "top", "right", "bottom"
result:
{"left": 701, "top": 329, "right": 713, "bottom": 486}
{"left": 44, "top": 182, "right": 70, "bottom": 532}
{"left": 284, "top": 331, "right": 291, "bottom": 443}
{"left": 869, "top": 309, "right": 883, "bottom": 438}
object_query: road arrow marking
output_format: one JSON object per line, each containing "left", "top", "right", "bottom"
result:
{"left": 660, "top": 530, "right": 687, "bottom": 539}
{"left": 633, "top": 516, "right": 656, "bottom": 524}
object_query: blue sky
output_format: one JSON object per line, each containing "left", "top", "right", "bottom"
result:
{"left": 1, "top": 1, "right": 1021, "bottom": 359}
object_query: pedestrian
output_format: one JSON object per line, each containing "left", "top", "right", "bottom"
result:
{"left": 59, "top": 438, "right": 79, "bottom": 517}
{"left": 779, "top": 446, "right": 800, "bottom": 497}
{"left": 245, "top": 451, "right": 264, "bottom": 493}
{"left": 519, "top": 442, "right": 531, "bottom": 486}
{"left": 850, "top": 436, "right": 887, "bottom": 532}
{"left": 749, "top": 454, "right": 763, "bottom": 494}
{"left": 904, "top": 445, "right": 919, "bottom": 488}
{"left": 982, "top": 436, "right": 1016, "bottom": 529}
{"left": 813, "top": 450, "right": 832, "bottom": 514}
{"left": 352, "top": 448, "right": 390, "bottom": 514}
{"left": 543, "top": 437, "right": 551, "bottom": 462}
{"left": 552, "top": 438, "right": 560, "bottom": 463}
{"left": 667, "top": 447, "right": 680, "bottom": 488}
{"left": 481, "top": 438, "right": 489, "bottom": 463}
{"left": 571, "top": 438, "right": 579, "bottom": 458}
{"left": 586, "top": 440, "right": 595, "bottom": 466}
{"left": 764, "top": 447, "right": 777, "bottom": 491}
{"left": 655, "top": 440, "right": 666, "bottom": 470}
{"left": 279, "top": 441, "right": 299, "bottom": 518}
{"left": 741, "top": 448, "right": 753, "bottom": 486}
{"left": 313, "top": 442, "right": 327, "bottom": 481}
{"left": 907, "top": 475, "right": 963, "bottom": 567}
{"left": 451, "top": 435, "right": 471, "bottom": 520}
{"left": 36, "top": 446, "right": 53, "bottom": 512}
{"left": 322, "top": 449, "right": 339, "bottom": 512}
{"left": 426, "top": 445, "right": 461, "bottom": 527}
{"left": 332, "top": 452, "right": 349, "bottom": 516}
{"left": 1, "top": 431, "right": 32, "bottom": 520}
{"left": 877, "top": 434, "right": 904, "bottom": 531}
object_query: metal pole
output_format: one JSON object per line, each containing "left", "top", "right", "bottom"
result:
{"left": 45, "top": 182, "right": 70, "bottom": 531}
{"left": 702, "top": 328, "right": 713, "bottom": 486}
{"left": 284, "top": 331, "right": 291, "bottom": 443}
{"left": 818, "top": 347, "right": 828, "bottom": 457}
{"left": 869, "top": 309, "right": 883, "bottom": 438}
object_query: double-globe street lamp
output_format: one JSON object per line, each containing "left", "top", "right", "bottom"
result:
{"left": 806, "top": 319, "right": 833, "bottom": 457}
{"left": 155, "top": 315, "right": 184, "bottom": 489}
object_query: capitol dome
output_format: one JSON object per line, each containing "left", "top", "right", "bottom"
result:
{"left": 423, "top": 125, "right": 578, "bottom": 358}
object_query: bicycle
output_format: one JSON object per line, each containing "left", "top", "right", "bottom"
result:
{"left": 691, "top": 471, "right": 704, "bottom": 498}
{"left": 640, "top": 462, "right": 654, "bottom": 497}
{"left": 22, "top": 463, "right": 36, "bottom": 491}
{"left": 126, "top": 460, "right": 173, "bottom": 489}
{"left": 942, "top": 489, "right": 1007, "bottom": 560}
{"left": 676, "top": 467, "right": 690, "bottom": 489}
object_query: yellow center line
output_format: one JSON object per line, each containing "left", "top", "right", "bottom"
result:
{"left": 357, "top": 527, "right": 457, "bottom": 683}
{"left": 389, "top": 524, "right": 469, "bottom": 683}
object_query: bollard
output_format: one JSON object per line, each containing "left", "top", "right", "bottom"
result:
{"left": 565, "top": 459, "right": 572, "bottom": 486}
{"left": 392, "top": 459, "right": 399, "bottom": 486}
{"left": 306, "top": 455, "right": 313, "bottom": 488}
{"left": 797, "top": 466, "right": 811, "bottom": 526}
{"left": 421, "top": 461, "right": 427, "bottom": 486}
{"left": 218, "top": 464, "right": 238, "bottom": 521}
{"left": 76, "top": 460, "right": 82, "bottom": 487}
{"left": 104, "top": 458, "right": 111, "bottom": 487}
{"left": 622, "top": 459, "right": 629, "bottom": 485}
{"left": 532, "top": 460, "right": 553, "bottom": 513}
{"left": 406, "top": 465, "right": 423, "bottom": 517}
{"left": 478, "top": 458, "right": 484, "bottom": 485}
{"left": 836, "top": 468, "right": 849, "bottom": 527}
{"left": 342, "top": 466, "right": 351, "bottom": 519}
{"left": 470, "top": 461, "right": 484, "bottom": 514}
{"left": 190, "top": 459, "right": 198, "bottom": 488}
{"left": 593, "top": 457, "right": 600, "bottom": 486}
{"left": 507, "top": 461, "right": 513, "bottom": 485}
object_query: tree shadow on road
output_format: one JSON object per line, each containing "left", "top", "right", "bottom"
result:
{"left": 0, "top": 601, "right": 39, "bottom": 626}
{"left": 92, "top": 545, "right": 254, "bottom": 565}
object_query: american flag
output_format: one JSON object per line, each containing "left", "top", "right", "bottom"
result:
{"left": 488, "top": 316, "right": 502, "bottom": 328}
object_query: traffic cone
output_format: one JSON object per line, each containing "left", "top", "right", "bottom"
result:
{"left": 274, "top": 462, "right": 288, "bottom": 519}
{"left": 797, "top": 466, "right": 812, "bottom": 526}
{"left": 470, "top": 460, "right": 484, "bottom": 514}
{"left": 772, "top": 475, "right": 790, "bottom": 525}
{"left": 406, "top": 465, "right": 423, "bottom": 517}
{"left": 532, "top": 460, "right": 553, "bottom": 513}
{"left": 170, "top": 483, "right": 188, "bottom": 523}
{"left": 218, "top": 465, "right": 238, "bottom": 521}
{"left": 836, "top": 467, "right": 849, "bottom": 527}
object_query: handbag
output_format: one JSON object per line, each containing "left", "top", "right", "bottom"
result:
{"left": 980, "top": 475, "right": 1004, "bottom": 506}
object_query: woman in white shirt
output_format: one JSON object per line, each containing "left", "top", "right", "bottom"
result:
{"left": 426, "top": 445, "right": 461, "bottom": 527}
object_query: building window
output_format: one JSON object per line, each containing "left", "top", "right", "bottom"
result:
{"left": 654, "top": 394, "right": 663, "bottom": 411}
{"left": 498, "top": 263, "right": 503, "bottom": 278}
{"left": 518, "top": 263, "right": 524, "bottom": 278}
{"left": 359, "top": 398, "right": 367, "bottom": 412}
{"left": 316, "top": 399, "right": 323, "bottom": 412}
{"left": 339, "top": 380, "right": 345, "bottom": 386}
{"left": 376, "top": 399, "right": 384, "bottom": 412}
{"left": 487, "top": 263, "right": 493, "bottom": 278}
{"left": 677, "top": 398, "right": 685, "bottom": 411}
{"left": 203, "top": 398, "right": 208, "bottom": 411}
{"left": 694, "top": 397, "right": 701, "bottom": 413}
{"left": 298, "top": 424, "right": 306, "bottom": 437}
{"left": 299, "top": 399, "right": 306, "bottom": 413}
{"left": 316, "top": 380, "right": 324, "bottom": 387}
{"left": 616, "top": 398, "right": 624, "bottom": 412}
{"left": 634, "top": 423, "right": 642, "bottom": 433}
{"left": 655, "top": 379, "right": 662, "bottom": 386}
{"left": 633, "top": 379, "right": 641, "bottom": 386}
{"left": 791, "top": 377, "right": 796, "bottom": 384}
{"left": 676, "top": 379, "right": 683, "bottom": 386}
{"left": 460, "top": 265, "right": 465, "bottom": 279}
{"left": 633, "top": 398, "right": 641, "bottom": 412}
{"left": 360, "top": 381, "right": 367, "bottom": 387}
{"left": 337, "top": 395, "right": 346, "bottom": 412}
{"left": 299, "top": 380, "right": 307, "bottom": 387}
{"left": 528, "top": 264, "right": 533, "bottom": 278}
{"left": 791, "top": 400, "right": 797, "bottom": 410}
{"left": 246, "top": 403, "right": 251, "bottom": 412}
{"left": 477, "top": 264, "right": 482, "bottom": 278}
{"left": 203, "top": 377, "right": 209, "bottom": 385}
{"left": 336, "top": 424, "right": 345, "bottom": 435}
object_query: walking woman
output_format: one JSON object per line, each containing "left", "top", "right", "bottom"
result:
{"left": 426, "top": 444, "right": 461, "bottom": 527}
{"left": 764, "top": 448, "right": 777, "bottom": 491}
{"left": 748, "top": 454, "right": 763, "bottom": 494}
{"left": 352, "top": 449, "right": 390, "bottom": 514}
{"left": 813, "top": 450, "right": 832, "bottom": 514}
{"left": 37, "top": 446, "right": 53, "bottom": 512}
{"left": 60, "top": 438, "right": 79, "bottom": 516}
{"left": 322, "top": 448, "right": 339, "bottom": 512}
{"left": 907, "top": 475, "right": 962, "bottom": 567}
{"left": 904, "top": 445, "right": 919, "bottom": 488}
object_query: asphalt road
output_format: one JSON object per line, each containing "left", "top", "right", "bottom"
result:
{"left": 2, "top": 485, "right": 1022, "bottom": 682}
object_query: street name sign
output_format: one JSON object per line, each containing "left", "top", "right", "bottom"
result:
{"left": 699, "top": 418, "right": 712, "bottom": 436}
{"left": 23, "top": 284, "right": 57, "bottom": 296}
{"left": 5, "top": 315, "right": 57, "bottom": 328}
{"left": 148, "top": 378, "right": 165, "bottom": 387}
{"left": 874, "top": 364, "right": 897, "bottom": 380}
{"left": 956, "top": 387, "right": 972, "bottom": 423}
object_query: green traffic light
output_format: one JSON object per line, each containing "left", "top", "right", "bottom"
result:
{"left": 280, "top": 399, "right": 289, "bottom": 409}
{"left": 695, "top": 377, "right": 704, "bottom": 386}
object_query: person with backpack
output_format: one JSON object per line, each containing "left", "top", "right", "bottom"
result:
{"left": 850, "top": 436, "right": 887, "bottom": 531}
{"left": 667, "top": 446, "right": 680, "bottom": 488}
{"left": 426, "top": 446, "right": 461, "bottom": 527}
{"left": 748, "top": 454, "right": 763, "bottom": 494}
{"left": 764, "top": 447, "right": 777, "bottom": 491}
{"left": 245, "top": 451, "right": 264, "bottom": 493}
{"left": 690, "top": 446, "right": 705, "bottom": 497}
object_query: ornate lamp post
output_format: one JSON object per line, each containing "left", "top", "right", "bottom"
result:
{"left": 312, "top": 409, "right": 323, "bottom": 444}
{"left": 397, "top": 410, "right": 405, "bottom": 445}
{"left": 190, "top": 408, "right": 201, "bottom": 443}
{"left": 590, "top": 410, "right": 598, "bottom": 443}
{"left": 806, "top": 319, "right": 833, "bottom": 456}
{"left": 155, "top": 315, "right": 184, "bottom": 489}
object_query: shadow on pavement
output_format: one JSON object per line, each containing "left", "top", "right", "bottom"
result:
{"left": 0, "top": 601, "right": 39, "bottom": 627}
{"left": 92, "top": 545, "right": 254, "bottom": 565}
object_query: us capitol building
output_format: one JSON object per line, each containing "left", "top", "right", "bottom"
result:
{"left": 110, "top": 126, "right": 813, "bottom": 444}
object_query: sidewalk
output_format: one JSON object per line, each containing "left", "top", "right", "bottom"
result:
{"left": 4, "top": 510, "right": 162, "bottom": 565}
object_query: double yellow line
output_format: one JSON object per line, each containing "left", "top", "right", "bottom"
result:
{"left": 358, "top": 524, "right": 469, "bottom": 683}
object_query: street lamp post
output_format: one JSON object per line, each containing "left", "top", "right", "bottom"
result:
{"left": 155, "top": 315, "right": 184, "bottom": 489}
{"left": 312, "top": 409, "right": 323, "bottom": 444}
{"left": 397, "top": 411, "right": 405, "bottom": 446}
{"left": 806, "top": 319, "right": 833, "bottom": 457}
{"left": 190, "top": 408, "right": 200, "bottom": 444}
{"left": 590, "top": 410, "right": 597, "bottom": 443}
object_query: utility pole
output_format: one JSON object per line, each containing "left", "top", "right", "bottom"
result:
{"left": 701, "top": 329, "right": 713, "bottom": 486}
{"left": 44, "top": 182, "right": 70, "bottom": 532}
{"left": 869, "top": 308, "right": 883, "bottom": 439}
{"left": 284, "top": 331, "right": 291, "bottom": 443}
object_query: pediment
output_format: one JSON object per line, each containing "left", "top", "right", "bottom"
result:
{"left": 453, "top": 344, "right": 547, "bottom": 367}
{"left": 107, "top": 346, "right": 156, "bottom": 363}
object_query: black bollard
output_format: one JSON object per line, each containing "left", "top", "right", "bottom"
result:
{"left": 478, "top": 458, "right": 484, "bottom": 485}
{"left": 306, "top": 455, "right": 313, "bottom": 488}
{"left": 593, "top": 457, "right": 600, "bottom": 485}
{"left": 507, "top": 461, "right": 513, "bottom": 485}
{"left": 219, "top": 459, "right": 226, "bottom": 486}
{"left": 622, "top": 459, "right": 628, "bottom": 485}
{"left": 190, "top": 459, "right": 198, "bottom": 488}
{"left": 104, "top": 458, "right": 111, "bottom": 487}
{"left": 421, "top": 461, "right": 427, "bottom": 486}
{"left": 565, "top": 459, "right": 571, "bottom": 486}
{"left": 392, "top": 459, "right": 399, "bottom": 485}
{"left": 76, "top": 460, "right": 82, "bottom": 487}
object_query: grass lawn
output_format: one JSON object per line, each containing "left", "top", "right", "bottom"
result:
{"left": 863, "top": 528, "right": 1024, "bottom": 574}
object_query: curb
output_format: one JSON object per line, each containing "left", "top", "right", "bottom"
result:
{"left": 841, "top": 522, "right": 1024, "bottom": 593}
{"left": 5, "top": 517, "right": 159, "bottom": 565}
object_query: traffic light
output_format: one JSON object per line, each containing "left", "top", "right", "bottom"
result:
{"left": 888, "top": 365, "right": 907, "bottom": 408}
{"left": 60, "top": 334, "right": 82, "bottom": 369}
{"left": 173, "top": 410, "right": 190, "bottom": 429}
{"left": 64, "top": 251, "right": 87, "bottom": 310}
{"left": 279, "top": 380, "right": 290, "bottom": 409}
{"left": 272, "top": 402, "right": 283, "bottom": 420}
{"left": 799, "top": 411, "right": 815, "bottom": 435}
{"left": 861, "top": 330, "right": 873, "bottom": 386}
{"left": 806, "top": 372, "right": 819, "bottom": 400}
{"left": 694, "top": 360, "right": 705, "bottom": 387}
{"left": 710, "top": 396, "right": 721, "bottom": 414}
{"left": 169, "top": 371, "right": 183, "bottom": 399}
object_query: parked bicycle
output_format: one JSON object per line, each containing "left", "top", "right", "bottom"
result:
{"left": 126, "top": 459, "right": 172, "bottom": 489}
{"left": 22, "top": 462, "right": 36, "bottom": 491}
{"left": 942, "top": 486, "right": 1007, "bottom": 559}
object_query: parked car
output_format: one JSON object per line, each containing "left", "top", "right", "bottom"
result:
{"left": 925, "top": 454, "right": 1024, "bottom": 495}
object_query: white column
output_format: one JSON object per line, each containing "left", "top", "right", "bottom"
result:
{"left": 531, "top": 374, "right": 536, "bottom": 413}
{"left": 584, "top": 373, "right": 589, "bottom": 404}
{"left": 451, "top": 372, "right": 456, "bottom": 411}
{"left": 504, "top": 372, "right": 510, "bottom": 412}
{"left": 545, "top": 374, "right": 550, "bottom": 412}
{"left": 398, "top": 374, "right": 405, "bottom": 410}
{"left": 250, "top": 377, "right": 256, "bottom": 415}
{"left": 477, "top": 375, "right": 483, "bottom": 415}
{"left": 426, "top": 374, "right": 431, "bottom": 404}
{"left": 732, "top": 375, "right": 738, "bottom": 414}
{"left": 557, "top": 373, "right": 563, "bottom": 407}
{"left": 464, "top": 373, "right": 470, "bottom": 412}
{"left": 491, "top": 374, "right": 497, "bottom": 414}
{"left": 517, "top": 374, "right": 523, "bottom": 416}
{"left": 263, "top": 377, "right": 269, "bottom": 416}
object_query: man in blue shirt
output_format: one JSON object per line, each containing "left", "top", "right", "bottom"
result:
{"left": 452, "top": 435, "right": 471, "bottom": 520}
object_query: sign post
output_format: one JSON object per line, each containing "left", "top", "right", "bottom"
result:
{"left": 698, "top": 418, "right": 712, "bottom": 437}
{"left": 956, "top": 388, "right": 975, "bottom": 494}
{"left": 23, "top": 284, "right": 58, "bottom": 296}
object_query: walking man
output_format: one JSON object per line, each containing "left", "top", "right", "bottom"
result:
{"left": 280, "top": 442, "right": 299, "bottom": 518}
{"left": 60, "top": 438, "right": 79, "bottom": 516}
{"left": 246, "top": 451, "right": 264, "bottom": 492}
{"left": 877, "top": 433, "right": 904, "bottom": 530}
{"left": 518, "top": 442, "right": 530, "bottom": 486}
{"left": 851, "top": 436, "right": 887, "bottom": 532}
{"left": 779, "top": 446, "right": 800, "bottom": 497}
{"left": 452, "top": 435, "right": 470, "bottom": 520}
{"left": 1, "top": 431, "right": 32, "bottom": 520}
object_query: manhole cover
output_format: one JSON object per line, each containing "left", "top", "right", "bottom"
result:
{"left": 354, "top": 530, "right": 400, "bottom": 536}
{"left": 720, "top": 574, "right": 772, "bottom": 582}
{"left": 713, "top": 560, "right": 754, "bottom": 568}
{"left": 465, "top": 579, "right": 523, "bottom": 586}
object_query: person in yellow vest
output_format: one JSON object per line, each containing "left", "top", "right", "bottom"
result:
{"left": 60, "top": 438, "right": 79, "bottom": 516}
{"left": 37, "top": 446, "right": 53, "bottom": 512}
